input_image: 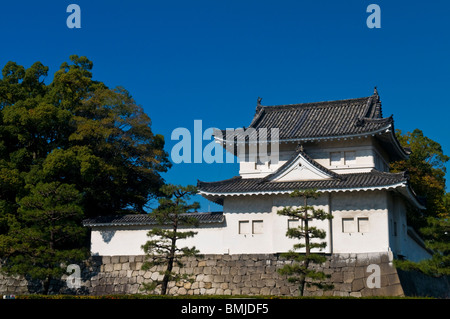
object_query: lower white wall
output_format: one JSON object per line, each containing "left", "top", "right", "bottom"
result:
{"left": 89, "top": 191, "right": 430, "bottom": 262}
{"left": 90, "top": 224, "right": 225, "bottom": 256}
{"left": 331, "top": 191, "right": 390, "bottom": 254}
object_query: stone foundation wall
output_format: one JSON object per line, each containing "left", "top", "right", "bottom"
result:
{"left": 1, "top": 252, "right": 410, "bottom": 297}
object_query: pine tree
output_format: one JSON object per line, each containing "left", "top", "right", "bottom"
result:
{"left": 276, "top": 189, "right": 333, "bottom": 296}
{"left": 0, "top": 182, "right": 87, "bottom": 294}
{"left": 0, "top": 56, "right": 171, "bottom": 293}
{"left": 141, "top": 184, "right": 201, "bottom": 295}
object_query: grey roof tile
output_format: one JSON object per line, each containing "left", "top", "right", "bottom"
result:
{"left": 83, "top": 212, "right": 224, "bottom": 227}
{"left": 197, "top": 170, "right": 408, "bottom": 195}
{"left": 218, "top": 93, "right": 391, "bottom": 142}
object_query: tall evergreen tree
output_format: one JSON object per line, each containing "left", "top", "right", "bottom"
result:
{"left": 0, "top": 55, "right": 171, "bottom": 293}
{"left": 276, "top": 189, "right": 333, "bottom": 296}
{"left": 391, "top": 128, "right": 450, "bottom": 276}
{"left": 391, "top": 128, "right": 449, "bottom": 221}
{"left": 0, "top": 182, "right": 87, "bottom": 294}
{"left": 141, "top": 184, "right": 201, "bottom": 295}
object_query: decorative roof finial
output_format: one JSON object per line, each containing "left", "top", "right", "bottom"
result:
{"left": 374, "top": 86, "right": 378, "bottom": 96}
{"left": 257, "top": 97, "right": 262, "bottom": 106}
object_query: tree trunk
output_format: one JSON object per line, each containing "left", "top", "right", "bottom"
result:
{"left": 299, "top": 197, "right": 310, "bottom": 297}
{"left": 161, "top": 219, "right": 178, "bottom": 295}
{"left": 43, "top": 275, "right": 52, "bottom": 295}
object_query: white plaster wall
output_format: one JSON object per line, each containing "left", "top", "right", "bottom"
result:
{"left": 387, "top": 193, "right": 432, "bottom": 262}
{"left": 222, "top": 194, "right": 332, "bottom": 254}
{"left": 403, "top": 231, "right": 433, "bottom": 262}
{"left": 239, "top": 138, "right": 391, "bottom": 178}
{"left": 331, "top": 191, "right": 390, "bottom": 253}
{"left": 222, "top": 196, "right": 275, "bottom": 254}
{"left": 90, "top": 224, "right": 225, "bottom": 256}
{"left": 271, "top": 194, "right": 331, "bottom": 254}
{"left": 89, "top": 189, "right": 430, "bottom": 260}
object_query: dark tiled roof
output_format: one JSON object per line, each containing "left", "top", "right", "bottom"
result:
{"left": 83, "top": 212, "right": 224, "bottom": 227}
{"left": 214, "top": 90, "right": 409, "bottom": 161}
{"left": 197, "top": 170, "right": 408, "bottom": 196}
{"left": 217, "top": 92, "right": 391, "bottom": 142}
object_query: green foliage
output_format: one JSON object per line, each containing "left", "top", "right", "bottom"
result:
{"left": 391, "top": 129, "right": 449, "bottom": 220}
{"left": 0, "top": 56, "right": 171, "bottom": 293}
{"left": 391, "top": 128, "right": 450, "bottom": 276}
{"left": 395, "top": 216, "right": 450, "bottom": 276}
{"left": 276, "top": 189, "right": 333, "bottom": 296}
{"left": 0, "top": 182, "right": 88, "bottom": 294}
{"left": 141, "top": 184, "right": 202, "bottom": 295}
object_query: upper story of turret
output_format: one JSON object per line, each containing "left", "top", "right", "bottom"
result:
{"left": 213, "top": 88, "right": 409, "bottom": 180}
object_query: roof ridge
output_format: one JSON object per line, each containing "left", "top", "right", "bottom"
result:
{"left": 197, "top": 176, "right": 242, "bottom": 187}
{"left": 198, "top": 170, "right": 408, "bottom": 189}
{"left": 260, "top": 96, "right": 371, "bottom": 111}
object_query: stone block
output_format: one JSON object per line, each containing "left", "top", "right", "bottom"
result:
{"left": 231, "top": 288, "right": 241, "bottom": 295}
{"left": 205, "top": 288, "right": 216, "bottom": 294}
{"left": 113, "top": 263, "right": 122, "bottom": 271}
{"left": 264, "top": 279, "right": 276, "bottom": 287}
{"left": 104, "top": 263, "right": 114, "bottom": 272}
{"left": 232, "top": 275, "right": 241, "bottom": 284}
{"left": 356, "top": 253, "right": 369, "bottom": 266}
{"left": 214, "top": 275, "right": 224, "bottom": 283}
{"left": 119, "top": 256, "right": 129, "bottom": 263}
{"left": 250, "top": 287, "right": 260, "bottom": 294}
{"left": 216, "top": 288, "right": 224, "bottom": 295}
{"left": 206, "top": 259, "right": 216, "bottom": 267}
{"left": 211, "top": 267, "right": 221, "bottom": 275}
{"left": 388, "top": 273, "right": 400, "bottom": 285}
{"left": 221, "top": 267, "right": 230, "bottom": 275}
{"left": 331, "top": 271, "right": 343, "bottom": 283}
{"left": 367, "top": 252, "right": 382, "bottom": 264}
{"left": 237, "top": 267, "right": 247, "bottom": 276}
{"left": 260, "top": 287, "right": 271, "bottom": 295}
{"left": 380, "top": 263, "right": 397, "bottom": 276}
{"left": 203, "top": 267, "right": 212, "bottom": 275}
{"left": 343, "top": 271, "right": 355, "bottom": 283}
{"left": 203, "top": 275, "right": 214, "bottom": 283}
{"left": 360, "top": 287, "right": 374, "bottom": 297}
{"left": 352, "top": 278, "right": 365, "bottom": 291}
{"left": 241, "top": 287, "right": 251, "bottom": 295}
{"left": 354, "top": 266, "right": 366, "bottom": 279}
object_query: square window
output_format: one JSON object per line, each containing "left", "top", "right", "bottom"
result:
{"left": 252, "top": 220, "right": 263, "bottom": 234}
{"left": 344, "top": 151, "right": 356, "bottom": 165}
{"left": 239, "top": 220, "right": 250, "bottom": 234}
{"left": 330, "top": 152, "right": 341, "bottom": 166}
{"left": 358, "top": 217, "right": 369, "bottom": 233}
{"left": 342, "top": 218, "right": 355, "bottom": 233}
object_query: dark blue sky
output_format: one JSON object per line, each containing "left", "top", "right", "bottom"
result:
{"left": 1, "top": 1, "right": 449, "bottom": 211}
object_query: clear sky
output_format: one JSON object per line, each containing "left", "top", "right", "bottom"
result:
{"left": 1, "top": 0, "right": 449, "bottom": 212}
